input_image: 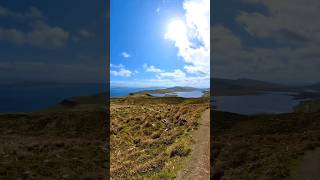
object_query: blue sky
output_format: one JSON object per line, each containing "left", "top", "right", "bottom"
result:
{"left": 0, "top": 0, "right": 106, "bottom": 84}
{"left": 110, "top": 0, "right": 210, "bottom": 88}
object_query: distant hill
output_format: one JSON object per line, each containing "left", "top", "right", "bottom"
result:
{"left": 59, "top": 93, "right": 107, "bottom": 107}
{"left": 305, "top": 82, "right": 320, "bottom": 91}
{"left": 164, "top": 86, "right": 202, "bottom": 91}
{"left": 211, "top": 78, "right": 298, "bottom": 96}
{"left": 133, "top": 86, "right": 205, "bottom": 95}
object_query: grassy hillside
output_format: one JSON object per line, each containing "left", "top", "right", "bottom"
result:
{"left": 110, "top": 95, "right": 209, "bottom": 179}
{"left": 212, "top": 109, "right": 320, "bottom": 179}
{"left": 0, "top": 97, "right": 107, "bottom": 179}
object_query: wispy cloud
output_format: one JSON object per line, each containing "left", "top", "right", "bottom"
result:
{"left": 110, "top": 64, "right": 132, "bottom": 77}
{"left": 156, "top": 7, "right": 160, "bottom": 13}
{"left": 72, "top": 29, "right": 95, "bottom": 43}
{"left": 143, "top": 64, "right": 163, "bottom": 73}
{"left": 79, "top": 29, "right": 94, "bottom": 38}
{"left": 121, "top": 52, "right": 131, "bottom": 58}
{"left": 157, "top": 69, "right": 186, "bottom": 80}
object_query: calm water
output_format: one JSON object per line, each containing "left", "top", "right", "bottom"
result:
{"left": 214, "top": 92, "right": 301, "bottom": 115}
{"left": 0, "top": 84, "right": 106, "bottom": 113}
{"left": 151, "top": 90, "right": 204, "bottom": 98}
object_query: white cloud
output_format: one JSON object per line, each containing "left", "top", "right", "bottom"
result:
{"left": 211, "top": 0, "right": 320, "bottom": 84}
{"left": 0, "top": 28, "right": 26, "bottom": 44}
{"left": 27, "top": 21, "right": 69, "bottom": 48}
{"left": 140, "top": 63, "right": 209, "bottom": 87}
{"left": 143, "top": 64, "right": 163, "bottom": 73}
{"left": 121, "top": 52, "right": 131, "bottom": 58}
{"left": 156, "top": 7, "right": 160, "bottom": 13}
{"left": 110, "top": 64, "right": 132, "bottom": 77}
{"left": 110, "top": 64, "right": 124, "bottom": 68}
{"left": 237, "top": 0, "right": 320, "bottom": 44}
{"left": 157, "top": 69, "right": 186, "bottom": 80}
{"left": 111, "top": 69, "right": 132, "bottom": 77}
{"left": 0, "top": 21, "right": 69, "bottom": 48}
{"left": 164, "top": 0, "right": 210, "bottom": 86}
{"left": 79, "top": 29, "right": 95, "bottom": 38}
{"left": 212, "top": 24, "right": 320, "bottom": 84}
{"left": 0, "top": 5, "right": 45, "bottom": 19}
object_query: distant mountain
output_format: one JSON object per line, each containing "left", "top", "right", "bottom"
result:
{"left": 211, "top": 78, "right": 298, "bottom": 96}
{"left": 164, "top": 86, "right": 202, "bottom": 91}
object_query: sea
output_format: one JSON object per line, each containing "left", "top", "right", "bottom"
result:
{"left": 3, "top": 85, "right": 298, "bottom": 115}
{"left": 0, "top": 84, "right": 106, "bottom": 113}
{"left": 0, "top": 85, "right": 205, "bottom": 113}
{"left": 214, "top": 92, "right": 302, "bottom": 115}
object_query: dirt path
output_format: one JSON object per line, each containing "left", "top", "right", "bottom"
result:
{"left": 178, "top": 108, "right": 210, "bottom": 180}
{"left": 291, "top": 148, "right": 320, "bottom": 180}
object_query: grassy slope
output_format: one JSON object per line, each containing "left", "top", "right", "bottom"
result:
{"left": 0, "top": 98, "right": 107, "bottom": 179}
{"left": 212, "top": 108, "right": 320, "bottom": 179}
{"left": 110, "top": 95, "right": 209, "bottom": 179}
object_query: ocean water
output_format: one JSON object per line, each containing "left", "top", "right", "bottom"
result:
{"left": 151, "top": 90, "right": 204, "bottom": 98}
{"left": 214, "top": 92, "right": 301, "bottom": 115}
{"left": 0, "top": 84, "right": 106, "bottom": 113}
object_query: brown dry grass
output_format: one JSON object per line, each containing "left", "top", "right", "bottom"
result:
{"left": 0, "top": 105, "right": 107, "bottom": 179}
{"left": 211, "top": 110, "right": 320, "bottom": 179}
{"left": 110, "top": 96, "right": 208, "bottom": 179}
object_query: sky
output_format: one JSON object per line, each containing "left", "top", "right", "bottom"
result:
{"left": 212, "top": 0, "right": 320, "bottom": 85}
{"left": 2, "top": 0, "right": 318, "bottom": 87}
{"left": 110, "top": 0, "right": 210, "bottom": 88}
{"left": 0, "top": 0, "right": 107, "bottom": 84}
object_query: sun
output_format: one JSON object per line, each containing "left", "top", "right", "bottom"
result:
{"left": 166, "top": 19, "right": 187, "bottom": 41}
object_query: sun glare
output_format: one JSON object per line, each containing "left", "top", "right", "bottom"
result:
{"left": 166, "top": 19, "right": 187, "bottom": 40}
